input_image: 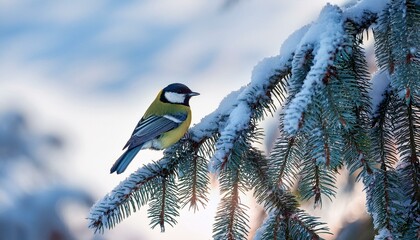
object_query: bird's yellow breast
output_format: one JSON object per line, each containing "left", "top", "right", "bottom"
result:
{"left": 159, "top": 113, "right": 191, "bottom": 148}
{"left": 143, "top": 90, "right": 192, "bottom": 149}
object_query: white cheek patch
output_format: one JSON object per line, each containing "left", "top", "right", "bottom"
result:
{"left": 164, "top": 92, "right": 186, "bottom": 104}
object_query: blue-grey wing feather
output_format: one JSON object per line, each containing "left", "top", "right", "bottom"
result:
{"left": 123, "top": 113, "right": 187, "bottom": 150}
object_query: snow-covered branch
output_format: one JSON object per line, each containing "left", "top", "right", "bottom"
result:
{"left": 89, "top": 1, "right": 420, "bottom": 239}
{"left": 88, "top": 158, "right": 173, "bottom": 233}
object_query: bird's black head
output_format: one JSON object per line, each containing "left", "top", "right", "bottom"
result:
{"left": 160, "top": 83, "right": 199, "bottom": 106}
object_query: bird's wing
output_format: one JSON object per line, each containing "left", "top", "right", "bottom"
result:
{"left": 123, "top": 112, "right": 188, "bottom": 150}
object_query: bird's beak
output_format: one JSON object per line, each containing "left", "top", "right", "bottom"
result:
{"left": 188, "top": 92, "right": 200, "bottom": 97}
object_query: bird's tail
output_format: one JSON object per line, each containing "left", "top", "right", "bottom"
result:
{"left": 110, "top": 146, "right": 142, "bottom": 174}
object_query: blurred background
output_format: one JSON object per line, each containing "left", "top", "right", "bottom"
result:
{"left": 0, "top": 0, "right": 374, "bottom": 239}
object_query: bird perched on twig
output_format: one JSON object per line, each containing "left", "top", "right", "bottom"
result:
{"left": 110, "top": 83, "right": 199, "bottom": 174}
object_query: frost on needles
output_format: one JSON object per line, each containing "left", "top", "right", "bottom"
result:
{"left": 88, "top": 0, "right": 419, "bottom": 239}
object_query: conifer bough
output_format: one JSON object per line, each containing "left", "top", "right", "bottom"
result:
{"left": 89, "top": 0, "right": 420, "bottom": 239}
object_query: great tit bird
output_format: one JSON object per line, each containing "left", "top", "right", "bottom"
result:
{"left": 110, "top": 83, "right": 199, "bottom": 174}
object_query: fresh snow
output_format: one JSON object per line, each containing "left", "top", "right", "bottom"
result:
{"left": 208, "top": 56, "right": 291, "bottom": 173}
{"left": 190, "top": 87, "right": 245, "bottom": 142}
{"left": 284, "top": 4, "right": 346, "bottom": 134}
{"left": 247, "top": 55, "right": 284, "bottom": 101}
{"left": 343, "top": 0, "right": 390, "bottom": 24}
{"left": 210, "top": 101, "right": 252, "bottom": 172}
{"left": 279, "top": 25, "right": 311, "bottom": 58}
{"left": 283, "top": 0, "right": 390, "bottom": 134}
{"left": 88, "top": 0, "right": 395, "bottom": 236}
{"left": 370, "top": 71, "right": 391, "bottom": 117}
{"left": 190, "top": 0, "right": 392, "bottom": 172}
{"left": 374, "top": 228, "right": 392, "bottom": 240}
{"left": 191, "top": 54, "right": 291, "bottom": 173}
{"left": 192, "top": 0, "right": 392, "bottom": 170}
{"left": 88, "top": 158, "right": 171, "bottom": 230}
{"left": 253, "top": 211, "right": 278, "bottom": 240}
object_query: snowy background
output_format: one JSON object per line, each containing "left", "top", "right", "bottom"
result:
{"left": 0, "top": 0, "right": 372, "bottom": 239}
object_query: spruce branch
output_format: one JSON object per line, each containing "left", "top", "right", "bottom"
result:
{"left": 148, "top": 172, "right": 179, "bottom": 232}
{"left": 88, "top": 138, "right": 195, "bottom": 233}
{"left": 369, "top": 1, "right": 420, "bottom": 237}
{"left": 340, "top": 22, "right": 375, "bottom": 177}
{"left": 404, "top": 99, "right": 420, "bottom": 203}
{"left": 245, "top": 146, "right": 300, "bottom": 213}
{"left": 213, "top": 128, "right": 255, "bottom": 240}
{"left": 284, "top": 4, "right": 347, "bottom": 134}
{"left": 387, "top": 0, "right": 420, "bottom": 96}
{"left": 392, "top": 97, "right": 420, "bottom": 238}
{"left": 374, "top": 2, "right": 393, "bottom": 72}
{"left": 88, "top": 157, "right": 174, "bottom": 233}
{"left": 178, "top": 140, "right": 210, "bottom": 211}
{"left": 87, "top": 1, "right": 417, "bottom": 239}
{"left": 298, "top": 157, "right": 337, "bottom": 208}
{"left": 254, "top": 210, "right": 287, "bottom": 240}
{"left": 245, "top": 146, "right": 330, "bottom": 238}
{"left": 288, "top": 210, "right": 330, "bottom": 240}
{"left": 366, "top": 89, "right": 408, "bottom": 236}
{"left": 269, "top": 132, "right": 304, "bottom": 189}
{"left": 213, "top": 167, "right": 250, "bottom": 240}
{"left": 256, "top": 209, "right": 330, "bottom": 240}
{"left": 210, "top": 56, "right": 292, "bottom": 173}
